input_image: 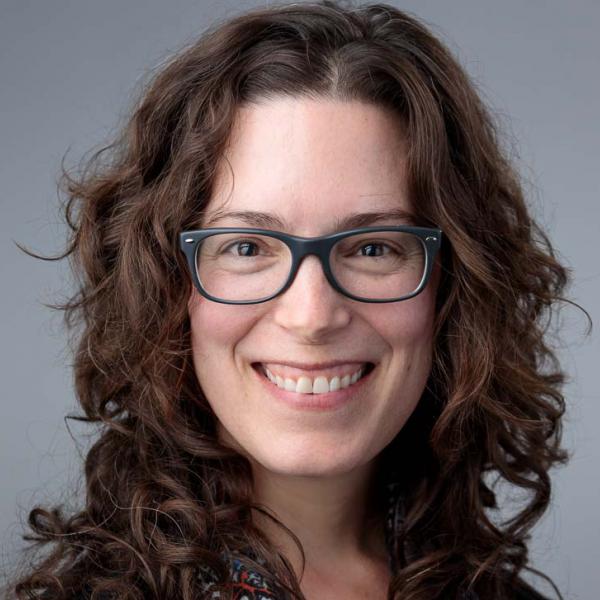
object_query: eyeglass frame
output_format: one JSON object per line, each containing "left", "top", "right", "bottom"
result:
{"left": 179, "top": 225, "right": 443, "bottom": 305}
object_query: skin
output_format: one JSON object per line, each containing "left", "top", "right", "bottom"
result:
{"left": 187, "top": 97, "right": 440, "bottom": 598}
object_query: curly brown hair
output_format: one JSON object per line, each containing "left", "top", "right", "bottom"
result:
{"left": 4, "top": 1, "right": 588, "bottom": 599}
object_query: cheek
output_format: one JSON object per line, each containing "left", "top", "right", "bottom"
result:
{"left": 370, "top": 289, "right": 437, "bottom": 415}
{"left": 187, "top": 292, "right": 254, "bottom": 410}
{"left": 373, "top": 292, "right": 436, "bottom": 348}
{"left": 187, "top": 291, "right": 257, "bottom": 351}
{"left": 379, "top": 297, "right": 436, "bottom": 415}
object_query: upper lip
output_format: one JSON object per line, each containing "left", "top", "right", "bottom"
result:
{"left": 253, "top": 360, "right": 374, "bottom": 371}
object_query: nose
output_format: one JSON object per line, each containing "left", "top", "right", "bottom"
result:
{"left": 271, "top": 254, "right": 352, "bottom": 342}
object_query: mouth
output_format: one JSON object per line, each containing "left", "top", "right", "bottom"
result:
{"left": 251, "top": 361, "right": 376, "bottom": 395}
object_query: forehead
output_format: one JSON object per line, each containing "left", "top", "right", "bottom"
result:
{"left": 204, "top": 97, "right": 412, "bottom": 234}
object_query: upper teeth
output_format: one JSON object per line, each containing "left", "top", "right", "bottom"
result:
{"left": 263, "top": 365, "right": 366, "bottom": 394}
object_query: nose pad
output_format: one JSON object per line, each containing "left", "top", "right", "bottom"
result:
{"left": 287, "top": 254, "right": 334, "bottom": 295}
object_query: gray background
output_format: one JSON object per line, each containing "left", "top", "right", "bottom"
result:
{"left": 1, "top": 1, "right": 598, "bottom": 597}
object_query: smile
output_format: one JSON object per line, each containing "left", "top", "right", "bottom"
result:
{"left": 255, "top": 362, "right": 375, "bottom": 395}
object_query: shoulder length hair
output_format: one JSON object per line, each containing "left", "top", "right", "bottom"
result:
{"left": 6, "top": 1, "right": 586, "bottom": 598}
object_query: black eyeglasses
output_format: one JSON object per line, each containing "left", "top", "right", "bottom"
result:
{"left": 179, "top": 226, "right": 442, "bottom": 304}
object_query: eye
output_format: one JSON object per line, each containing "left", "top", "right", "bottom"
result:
{"left": 358, "top": 242, "right": 394, "bottom": 257}
{"left": 227, "top": 240, "right": 260, "bottom": 256}
{"left": 219, "top": 238, "right": 267, "bottom": 257}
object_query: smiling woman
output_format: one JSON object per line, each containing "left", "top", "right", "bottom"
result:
{"left": 4, "top": 1, "right": 584, "bottom": 599}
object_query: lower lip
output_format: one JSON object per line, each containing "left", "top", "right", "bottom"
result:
{"left": 251, "top": 363, "right": 374, "bottom": 411}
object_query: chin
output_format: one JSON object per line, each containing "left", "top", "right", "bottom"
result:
{"left": 250, "top": 441, "right": 368, "bottom": 478}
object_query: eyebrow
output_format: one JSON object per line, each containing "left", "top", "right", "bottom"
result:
{"left": 202, "top": 208, "right": 419, "bottom": 231}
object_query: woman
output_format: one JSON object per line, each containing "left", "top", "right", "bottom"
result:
{"left": 6, "top": 1, "right": 581, "bottom": 598}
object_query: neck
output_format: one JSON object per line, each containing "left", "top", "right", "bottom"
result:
{"left": 249, "top": 458, "right": 388, "bottom": 575}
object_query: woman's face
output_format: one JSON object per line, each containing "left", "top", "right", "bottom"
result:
{"left": 187, "top": 97, "right": 440, "bottom": 477}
